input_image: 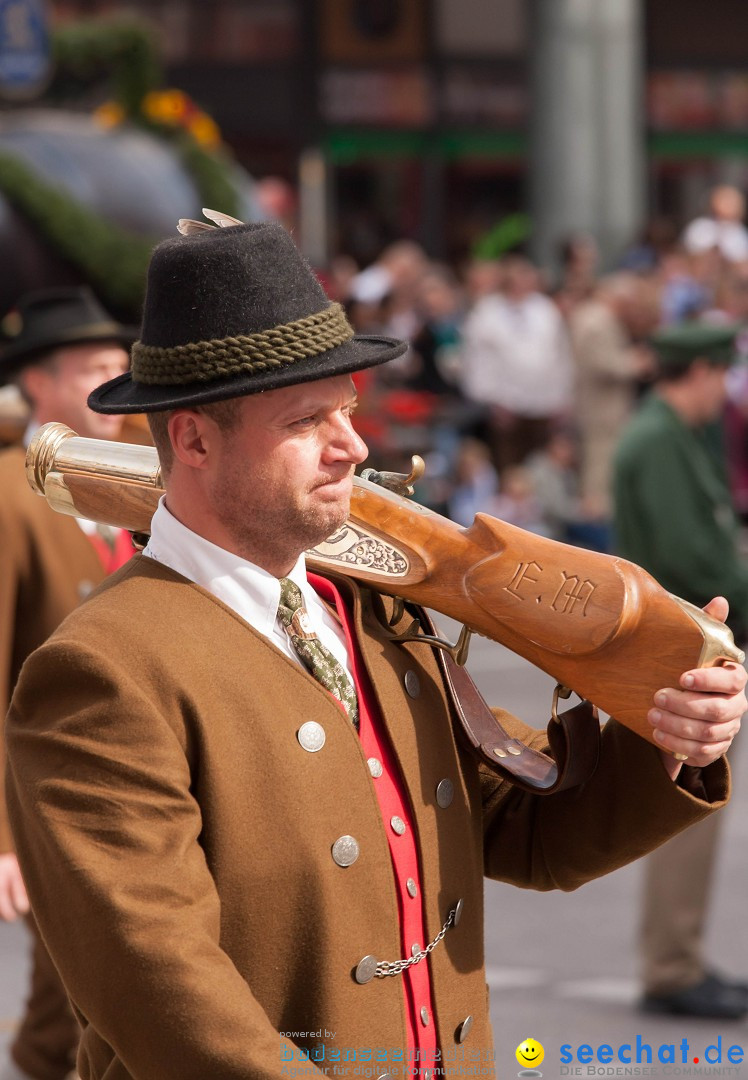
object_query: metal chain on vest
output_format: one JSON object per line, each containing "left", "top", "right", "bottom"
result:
{"left": 277, "top": 578, "right": 359, "bottom": 730}
{"left": 374, "top": 907, "right": 457, "bottom": 977}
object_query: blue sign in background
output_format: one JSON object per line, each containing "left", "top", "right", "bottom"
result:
{"left": 0, "top": 0, "right": 50, "bottom": 99}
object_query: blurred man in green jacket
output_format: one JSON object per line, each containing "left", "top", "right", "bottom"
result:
{"left": 614, "top": 321, "right": 748, "bottom": 1019}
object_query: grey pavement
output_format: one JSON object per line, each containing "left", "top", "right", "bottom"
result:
{"left": 1, "top": 628, "right": 746, "bottom": 1078}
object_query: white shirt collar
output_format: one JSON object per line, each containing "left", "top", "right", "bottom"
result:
{"left": 141, "top": 498, "right": 350, "bottom": 677}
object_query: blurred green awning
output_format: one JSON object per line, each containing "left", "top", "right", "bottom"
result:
{"left": 326, "top": 128, "right": 748, "bottom": 164}
{"left": 649, "top": 131, "right": 748, "bottom": 158}
{"left": 325, "top": 129, "right": 525, "bottom": 163}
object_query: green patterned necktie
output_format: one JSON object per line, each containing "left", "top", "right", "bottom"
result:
{"left": 277, "top": 577, "right": 359, "bottom": 730}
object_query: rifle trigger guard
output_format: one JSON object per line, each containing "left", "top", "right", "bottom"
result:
{"left": 551, "top": 683, "right": 573, "bottom": 723}
{"left": 386, "top": 619, "right": 473, "bottom": 666}
{"left": 370, "top": 591, "right": 473, "bottom": 665}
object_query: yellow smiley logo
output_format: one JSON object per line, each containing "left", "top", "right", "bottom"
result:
{"left": 516, "top": 1038, "right": 545, "bottom": 1068}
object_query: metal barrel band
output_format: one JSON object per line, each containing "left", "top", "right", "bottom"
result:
{"left": 374, "top": 908, "right": 456, "bottom": 978}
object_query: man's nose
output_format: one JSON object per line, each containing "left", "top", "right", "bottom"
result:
{"left": 330, "top": 416, "right": 368, "bottom": 464}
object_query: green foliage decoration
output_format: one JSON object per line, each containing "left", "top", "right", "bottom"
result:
{"left": 0, "top": 15, "right": 242, "bottom": 317}
{"left": 51, "top": 16, "right": 163, "bottom": 117}
{"left": 0, "top": 149, "right": 153, "bottom": 315}
{"left": 472, "top": 213, "right": 532, "bottom": 260}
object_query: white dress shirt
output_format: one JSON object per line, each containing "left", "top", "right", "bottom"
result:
{"left": 142, "top": 497, "right": 354, "bottom": 682}
{"left": 459, "top": 292, "right": 573, "bottom": 417}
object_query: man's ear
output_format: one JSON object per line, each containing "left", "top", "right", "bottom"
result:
{"left": 168, "top": 410, "right": 211, "bottom": 470}
{"left": 16, "top": 364, "right": 48, "bottom": 407}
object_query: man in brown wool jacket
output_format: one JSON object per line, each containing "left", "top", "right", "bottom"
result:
{"left": 5, "top": 217, "right": 746, "bottom": 1080}
{"left": 0, "top": 288, "right": 133, "bottom": 1080}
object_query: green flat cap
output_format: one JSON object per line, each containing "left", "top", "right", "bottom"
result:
{"left": 651, "top": 322, "right": 739, "bottom": 369}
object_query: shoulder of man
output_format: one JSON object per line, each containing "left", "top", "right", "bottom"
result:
{"left": 616, "top": 395, "right": 678, "bottom": 460}
{"left": 38, "top": 554, "right": 196, "bottom": 649}
{"left": 0, "top": 444, "right": 30, "bottom": 503}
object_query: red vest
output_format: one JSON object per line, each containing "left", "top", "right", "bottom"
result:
{"left": 309, "top": 573, "right": 437, "bottom": 1071}
{"left": 86, "top": 527, "right": 135, "bottom": 575}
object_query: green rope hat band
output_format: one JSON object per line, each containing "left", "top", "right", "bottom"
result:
{"left": 131, "top": 301, "right": 354, "bottom": 385}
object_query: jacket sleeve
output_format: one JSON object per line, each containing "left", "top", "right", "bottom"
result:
{"left": 5, "top": 638, "right": 323, "bottom": 1080}
{"left": 479, "top": 709, "right": 729, "bottom": 892}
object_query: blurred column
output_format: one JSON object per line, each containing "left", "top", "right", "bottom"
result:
{"left": 298, "top": 147, "right": 330, "bottom": 270}
{"left": 529, "top": 0, "right": 645, "bottom": 273}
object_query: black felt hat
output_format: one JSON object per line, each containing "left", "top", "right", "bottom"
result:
{"left": 0, "top": 287, "right": 135, "bottom": 385}
{"left": 88, "top": 221, "right": 407, "bottom": 414}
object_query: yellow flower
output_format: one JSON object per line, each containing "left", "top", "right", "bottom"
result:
{"left": 189, "top": 114, "right": 221, "bottom": 149}
{"left": 93, "top": 102, "right": 125, "bottom": 130}
{"left": 143, "top": 89, "right": 188, "bottom": 125}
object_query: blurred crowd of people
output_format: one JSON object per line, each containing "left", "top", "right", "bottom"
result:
{"left": 319, "top": 183, "right": 748, "bottom": 554}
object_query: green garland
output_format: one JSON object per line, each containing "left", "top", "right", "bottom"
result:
{"left": 0, "top": 16, "right": 242, "bottom": 318}
{"left": 51, "top": 17, "right": 162, "bottom": 117}
{"left": 0, "top": 150, "right": 153, "bottom": 315}
{"left": 49, "top": 16, "right": 241, "bottom": 217}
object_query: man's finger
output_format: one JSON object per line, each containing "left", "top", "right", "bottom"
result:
{"left": 9, "top": 874, "right": 29, "bottom": 916}
{"left": 649, "top": 708, "right": 741, "bottom": 744}
{"left": 676, "top": 662, "right": 747, "bottom": 695}
{"left": 653, "top": 728, "right": 734, "bottom": 766}
{"left": 651, "top": 690, "right": 744, "bottom": 725}
{"left": 0, "top": 885, "right": 18, "bottom": 922}
{"left": 702, "top": 596, "right": 729, "bottom": 623}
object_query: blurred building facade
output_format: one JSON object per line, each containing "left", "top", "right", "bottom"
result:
{"left": 41, "top": 0, "right": 748, "bottom": 266}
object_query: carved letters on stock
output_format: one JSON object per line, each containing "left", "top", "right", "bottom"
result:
{"left": 506, "top": 560, "right": 597, "bottom": 617}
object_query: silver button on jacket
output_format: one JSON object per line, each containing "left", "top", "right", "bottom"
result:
{"left": 436, "top": 778, "right": 454, "bottom": 808}
{"left": 354, "top": 954, "right": 378, "bottom": 984}
{"left": 331, "top": 835, "right": 360, "bottom": 867}
{"left": 404, "top": 670, "right": 420, "bottom": 698}
{"left": 297, "top": 721, "right": 325, "bottom": 753}
{"left": 457, "top": 1014, "right": 474, "bottom": 1043}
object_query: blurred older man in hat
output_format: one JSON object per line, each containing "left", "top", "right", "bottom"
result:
{"left": 615, "top": 322, "right": 748, "bottom": 1021}
{"left": 0, "top": 287, "right": 133, "bottom": 1080}
{"left": 4, "top": 220, "right": 746, "bottom": 1080}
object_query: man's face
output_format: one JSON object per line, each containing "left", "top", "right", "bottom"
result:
{"left": 696, "top": 363, "right": 729, "bottom": 423}
{"left": 25, "top": 342, "right": 129, "bottom": 440}
{"left": 206, "top": 374, "right": 368, "bottom": 569}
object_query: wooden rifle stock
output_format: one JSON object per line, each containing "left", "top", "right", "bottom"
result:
{"left": 27, "top": 423, "right": 745, "bottom": 745}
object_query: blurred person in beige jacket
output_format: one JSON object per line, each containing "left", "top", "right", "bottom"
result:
{"left": 569, "top": 273, "right": 658, "bottom": 523}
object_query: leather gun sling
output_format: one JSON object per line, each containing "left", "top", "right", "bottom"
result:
{"left": 419, "top": 612, "right": 601, "bottom": 794}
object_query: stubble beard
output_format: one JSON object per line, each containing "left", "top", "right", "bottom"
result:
{"left": 212, "top": 471, "right": 352, "bottom": 570}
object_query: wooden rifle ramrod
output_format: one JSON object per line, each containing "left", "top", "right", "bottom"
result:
{"left": 27, "top": 422, "right": 745, "bottom": 746}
